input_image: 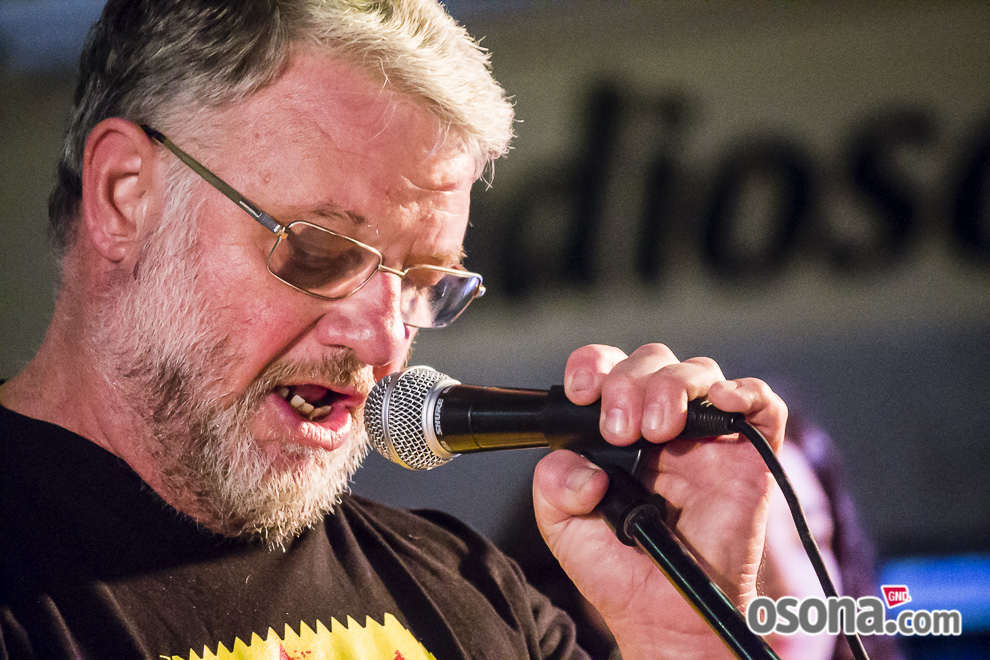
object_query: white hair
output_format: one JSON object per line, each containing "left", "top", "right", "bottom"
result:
{"left": 51, "top": 0, "right": 514, "bottom": 264}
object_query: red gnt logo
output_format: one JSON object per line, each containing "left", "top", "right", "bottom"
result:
{"left": 881, "top": 585, "right": 912, "bottom": 608}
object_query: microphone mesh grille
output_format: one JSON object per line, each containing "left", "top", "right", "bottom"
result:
{"left": 365, "top": 366, "right": 453, "bottom": 470}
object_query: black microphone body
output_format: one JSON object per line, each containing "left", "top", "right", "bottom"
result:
{"left": 431, "top": 384, "right": 616, "bottom": 454}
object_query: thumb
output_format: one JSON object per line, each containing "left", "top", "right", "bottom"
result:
{"left": 532, "top": 450, "right": 610, "bottom": 534}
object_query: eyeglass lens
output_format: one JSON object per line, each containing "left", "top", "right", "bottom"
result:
{"left": 400, "top": 268, "right": 483, "bottom": 328}
{"left": 268, "top": 223, "right": 481, "bottom": 328}
{"left": 268, "top": 223, "right": 380, "bottom": 298}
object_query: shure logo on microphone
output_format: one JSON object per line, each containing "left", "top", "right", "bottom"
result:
{"left": 434, "top": 399, "right": 444, "bottom": 435}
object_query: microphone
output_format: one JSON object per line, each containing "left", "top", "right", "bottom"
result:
{"left": 365, "top": 367, "right": 779, "bottom": 658}
{"left": 364, "top": 366, "right": 744, "bottom": 470}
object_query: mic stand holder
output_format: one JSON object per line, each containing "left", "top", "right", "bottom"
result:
{"left": 586, "top": 451, "right": 779, "bottom": 660}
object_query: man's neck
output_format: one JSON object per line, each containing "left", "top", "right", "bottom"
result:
{"left": 4, "top": 325, "right": 223, "bottom": 529}
{"left": 2, "top": 306, "right": 126, "bottom": 460}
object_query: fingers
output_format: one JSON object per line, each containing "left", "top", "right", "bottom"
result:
{"left": 565, "top": 343, "right": 725, "bottom": 446}
{"left": 532, "top": 450, "right": 610, "bottom": 528}
{"left": 564, "top": 344, "right": 628, "bottom": 405}
{"left": 707, "top": 377, "right": 788, "bottom": 452}
{"left": 630, "top": 354, "right": 726, "bottom": 444}
{"left": 563, "top": 343, "right": 785, "bottom": 451}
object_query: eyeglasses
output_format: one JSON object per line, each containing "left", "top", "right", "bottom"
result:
{"left": 142, "top": 126, "right": 484, "bottom": 329}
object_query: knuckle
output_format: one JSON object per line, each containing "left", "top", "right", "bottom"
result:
{"left": 629, "top": 342, "right": 676, "bottom": 362}
{"left": 685, "top": 355, "right": 721, "bottom": 373}
{"left": 646, "top": 365, "right": 684, "bottom": 403}
{"left": 600, "top": 372, "right": 640, "bottom": 399}
{"left": 656, "top": 361, "right": 700, "bottom": 383}
{"left": 735, "top": 377, "right": 773, "bottom": 398}
{"left": 566, "top": 344, "right": 599, "bottom": 365}
{"left": 645, "top": 365, "right": 682, "bottom": 390}
{"left": 568, "top": 344, "right": 627, "bottom": 371}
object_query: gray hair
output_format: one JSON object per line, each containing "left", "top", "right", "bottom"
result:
{"left": 49, "top": 0, "right": 515, "bottom": 262}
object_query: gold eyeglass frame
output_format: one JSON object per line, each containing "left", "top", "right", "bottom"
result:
{"left": 142, "top": 125, "right": 485, "bottom": 328}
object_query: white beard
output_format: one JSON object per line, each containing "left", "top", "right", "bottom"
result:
{"left": 89, "top": 171, "right": 373, "bottom": 548}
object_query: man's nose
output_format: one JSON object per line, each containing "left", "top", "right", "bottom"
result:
{"left": 312, "top": 270, "right": 410, "bottom": 370}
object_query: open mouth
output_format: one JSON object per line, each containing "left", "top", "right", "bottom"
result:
{"left": 276, "top": 384, "right": 344, "bottom": 423}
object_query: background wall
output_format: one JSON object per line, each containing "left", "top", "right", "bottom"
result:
{"left": 2, "top": 1, "right": 988, "bottom": 655}
{"left": 355, "top": 1, "right": 989, "bottom": 558}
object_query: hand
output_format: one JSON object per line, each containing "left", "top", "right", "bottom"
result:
{"left": 531, "top": 343, "right": 787, "bottom": 660}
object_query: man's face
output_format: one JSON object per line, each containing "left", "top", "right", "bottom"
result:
{"left": 95, "top": 54, "right": 478, "bottom": 545}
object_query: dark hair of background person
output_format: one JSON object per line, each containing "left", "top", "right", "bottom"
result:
{"left": 783, "top": 415, "right": 904, "bottom": 660}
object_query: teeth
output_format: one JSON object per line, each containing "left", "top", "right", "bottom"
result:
{"left": 309, "top": 405, "right": 333, "bottom": 420}
{"left": 290, "top": 395, "right": 315, "bottom": 415}
{"left": 279, "top": 386, "right": 334, "bottom": 421}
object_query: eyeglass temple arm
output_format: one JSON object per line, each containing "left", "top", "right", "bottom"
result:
{"left": 141, "top": 125, "right": 285, "bottom": 235}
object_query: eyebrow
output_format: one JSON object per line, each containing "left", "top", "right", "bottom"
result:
{"left": 305, "top": 202, "right": 369, "bottom": 228}
{"left": 432, "top": 246, "right": 468, "bottom": 267}
{"left": 294, "top": 201, "right": 468, "bottom": 267}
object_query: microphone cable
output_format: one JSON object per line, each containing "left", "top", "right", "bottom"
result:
{"left": 697, "top": 406, "right": 872, "bottom": 660}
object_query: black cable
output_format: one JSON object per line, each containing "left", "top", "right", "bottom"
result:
{"left": 731, "top": 418, "right": 871, "bottom": 660}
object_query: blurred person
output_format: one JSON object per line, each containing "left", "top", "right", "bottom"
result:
{"left": 0, "top": 1, "right": 788, "bottom": 658}
{"left": 763, "top": 416, "right": 905, "bottom": 660}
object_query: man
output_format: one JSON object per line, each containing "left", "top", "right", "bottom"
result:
{"left": 0, "top": 1, "right": 786, "bottom": 658}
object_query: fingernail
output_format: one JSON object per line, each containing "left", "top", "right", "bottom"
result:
{"left": 569, "top": 369, "right": 594, "bottom": 393}
{"left": 643, "top": 403, "right": 664, "bottom": 434}
{"left": 605, "top": 407, "right": 628, "bottom": 436}
{"left": 566, "top": 464, "right": 602, "bottom": 493}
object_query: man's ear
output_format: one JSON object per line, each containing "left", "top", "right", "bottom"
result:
{"left": 80, "top": 118, "right": 161, "bottom": 265}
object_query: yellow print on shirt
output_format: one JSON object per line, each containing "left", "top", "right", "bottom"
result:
{"left": 166, "top": 614, "right": 437, "bottom": 660}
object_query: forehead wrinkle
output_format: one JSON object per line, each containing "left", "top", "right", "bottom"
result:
{"left": 210, "top": 56, "right": 474, "bottom": 259}
{"left": 383, "top": 222, "right": 466, "bottom": 269}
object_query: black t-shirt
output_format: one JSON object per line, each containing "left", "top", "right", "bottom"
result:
{"left": 0, "top": 404, "right": 585, "bottom": 659}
